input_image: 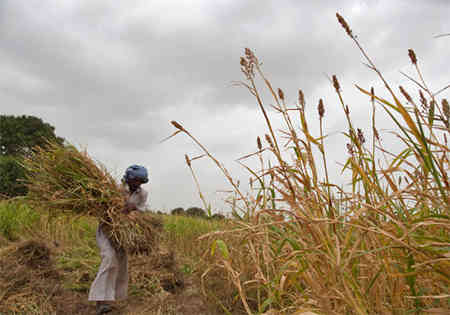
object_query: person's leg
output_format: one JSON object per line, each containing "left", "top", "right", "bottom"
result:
{"left": 114, "top": 248, "right": 129, "bottom": 300}
{"left": 89, "top": 226, "right": 120, "bottom": 302}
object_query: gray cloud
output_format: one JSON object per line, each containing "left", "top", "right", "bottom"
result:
{"left": 1, "top": 0, "right": 449, "bottom": 211}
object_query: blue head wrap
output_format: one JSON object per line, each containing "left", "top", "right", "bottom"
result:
{"left": 123, "top": 165, "right": 149, "bottom": 184}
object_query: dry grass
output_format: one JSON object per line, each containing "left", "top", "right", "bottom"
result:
{"left": 170, "top": 13, "right": 450, "bottom": 314}
{"left": 0, "top": 240, "right": 61, "bottom": 314}
{"left": 22, "top": 142, "right": 162, "bottom": 253}
{"left": 0, "top": 237, "right": 185, "bottom": 314}
{"left": 0, "top": 206, "right": 223, "bottom": 314}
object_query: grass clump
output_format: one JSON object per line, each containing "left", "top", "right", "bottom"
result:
{"left": 0, "top": 240, "right": 59, "bottom": 314}
{"left": 0, "top": 200, "right": 40, "bottom": 241}
{"left": 163, "top": 214, "right": 229, "bottom": 264}
{"left": 23, "top": 143, "right": 123, "bottom": 216}
{"left": 170, "top": 14, "right": 450, "bottom": 315}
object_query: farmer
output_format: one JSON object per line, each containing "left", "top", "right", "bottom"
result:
{"left": 89, "top": 165, "right": 149, "bottom": 314}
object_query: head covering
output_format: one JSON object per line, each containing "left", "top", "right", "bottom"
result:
{"left": 122, "top": 165, "right": 149, "bottom": 184}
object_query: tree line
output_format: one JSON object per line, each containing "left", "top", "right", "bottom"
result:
{"left": 169, "top": 207, "right": 225, "bottom": 220}
{"left": 0, "top": 115, "right": 64, "bottom": 197}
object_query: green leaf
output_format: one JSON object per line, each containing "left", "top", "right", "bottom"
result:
{"left": 365, "top": 266, "right": 384, "bottom": 296}
{"left": 260, "top": 297, "right": 273, "bottom": 312}
{"left": 428, "top": 100, "right": 435, "bottom": 126}
{"left": 212, "top": 239, "right": 230, "bottom": 260}
{"left": 285, "top": 237, "right": 301, "bottom": 251}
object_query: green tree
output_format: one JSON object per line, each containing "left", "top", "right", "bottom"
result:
{"left": 186, "top": 207, "right": 206, "bottom": 218}
{"left": 0, "top": 115, "right": 64, "bottom": 197}
{"left": 171, "top": 207, "right": 185, "bottom": 215}
{"left": 0, "top": 156, "right": 27, "bottom": 197}
{"left": 0, "top": 115, "right": 64, "bottom": 156}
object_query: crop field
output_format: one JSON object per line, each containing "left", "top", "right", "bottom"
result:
{"left": 0, "top": 201, "right": 229, "bottom": 314}
{"left": 0, "top": 14, "right": 449, "bottom": 315}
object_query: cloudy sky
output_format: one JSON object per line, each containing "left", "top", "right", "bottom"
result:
{"left": 1, "top": 0, "right": 449, "bottom": 213}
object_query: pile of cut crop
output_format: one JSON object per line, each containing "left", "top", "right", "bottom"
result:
{"left": 129, "top": 249, "right": 184, "bottom": 297}
{"left": 23, "top": 142, "right": 161, "bottom": 254}
{"left": 0, "top": 240, "right": 59, "bottom": 313}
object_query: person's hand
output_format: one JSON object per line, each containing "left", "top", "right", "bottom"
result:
{"left": 122, "top": 202, "right": 137, "bottom": 214}
{"left": 122, "top": 205, "right": 130, "bottom": 215}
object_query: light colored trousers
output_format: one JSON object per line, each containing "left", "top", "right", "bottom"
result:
{"left": 88, "top": 226, "right": 128, "bottom": 301}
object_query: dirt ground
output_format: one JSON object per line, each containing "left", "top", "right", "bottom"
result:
{"left": 0, "top": 240, "right": 221, "bottom": 315}
{"left": 46, "top": 276, "right": 215, "bottom": 315}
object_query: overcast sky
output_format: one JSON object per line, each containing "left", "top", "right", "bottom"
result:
{"left": 1, "top": 0, "right": 449, "bottom": 213}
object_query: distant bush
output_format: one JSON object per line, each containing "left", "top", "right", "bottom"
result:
{"left": 211, "top": 213, "right": 225, "bottom": 220}
{"left": 0, "top": 156, "right": 27, "bottom": 197}
{"left": 185, "top": 207, "right": 207, "bottom": 218}
{"left": 170, "top": 207, "right": 185, "bottom": 215}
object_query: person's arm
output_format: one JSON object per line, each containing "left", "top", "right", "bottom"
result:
{"left": 122, "top": 189, "right": 148, "bottom": 214}
{"left": 135, "top": 189, "right": 148, "bottom": 212}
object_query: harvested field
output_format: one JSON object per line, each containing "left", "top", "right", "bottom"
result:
{"left": 0, "top": 238, "right": 220, "bottom": 315}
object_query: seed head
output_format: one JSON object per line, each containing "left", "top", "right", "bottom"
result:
{"left": 318, "top": 99, "right": 325, "bottom": 118}
{"left": 408, "top": 49, "right": 417, "bottom": 65}
{"left": 419, "top": 90, "right": 427, "bottom": 110}
{"left": 257, "top": 136, "right": 262, "bottom": 150}
{"left": 357, "top": 128, "right": 366, "bottom": 145}
{"left": 278, "top": 88, "right": 285, "bottom": 101}
{"left": 265, "top": 134, "right": 274, "bottom": 148}
{"left": 171, "top": 121, "right": 184, "bottom": 131}
{"left": 370, "top": 87, "right": 375, "bottom": 103}
{"left": 241, "top": 48, "right": 256, "bottom": 79}
{"left": 336, "top": 13, "right": 354, "bottom": 39}
{"left": 443, "top": 99, "right": 450, "bottom": 129}
{"left": 332, "top": 75, "right": 340, "bottom": 92}
{"left": 443, "top": 99, "right": 449, "bottom": 120}
{"left": 298, "top": 89, "right": 305, "bottom": 109}
{"left": 399, "top": 86, "right": 412, "bottom": 103}
{"left": 428, "top": 100, "right": 435, "bottom": 124}
{"left": 345, "top": 105, "right": 350, "bottom": 115}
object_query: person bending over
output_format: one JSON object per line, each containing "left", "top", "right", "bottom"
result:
{"left": 89, "top": 165, "right": 149, "bottom": 314}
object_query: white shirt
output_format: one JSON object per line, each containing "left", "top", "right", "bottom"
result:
{"left": 122, "top": 185, "right": 149, "bottom": 212}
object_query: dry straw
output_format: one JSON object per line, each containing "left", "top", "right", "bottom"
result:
{"left": 170, "top": 12, "right": 450, "bottom": 315}
{"left": 22, "top": 142, "right": 161, "bottom": 253}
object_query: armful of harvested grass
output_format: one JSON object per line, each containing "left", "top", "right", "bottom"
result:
{"left": 22, "top": 142, "right": 125, "bottom": 217}
{"left": 101, "top": 211, "right": 163, "bottom": 255}
{"left": 22, "top": 142, "right": 163, "bottom": 254}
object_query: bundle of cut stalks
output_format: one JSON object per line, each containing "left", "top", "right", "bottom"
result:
{"left": 22, "top": 142, "right": 161, "bottom": 253}
{"left": 103, "top": 211, "right": 163, "bottom": 255}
